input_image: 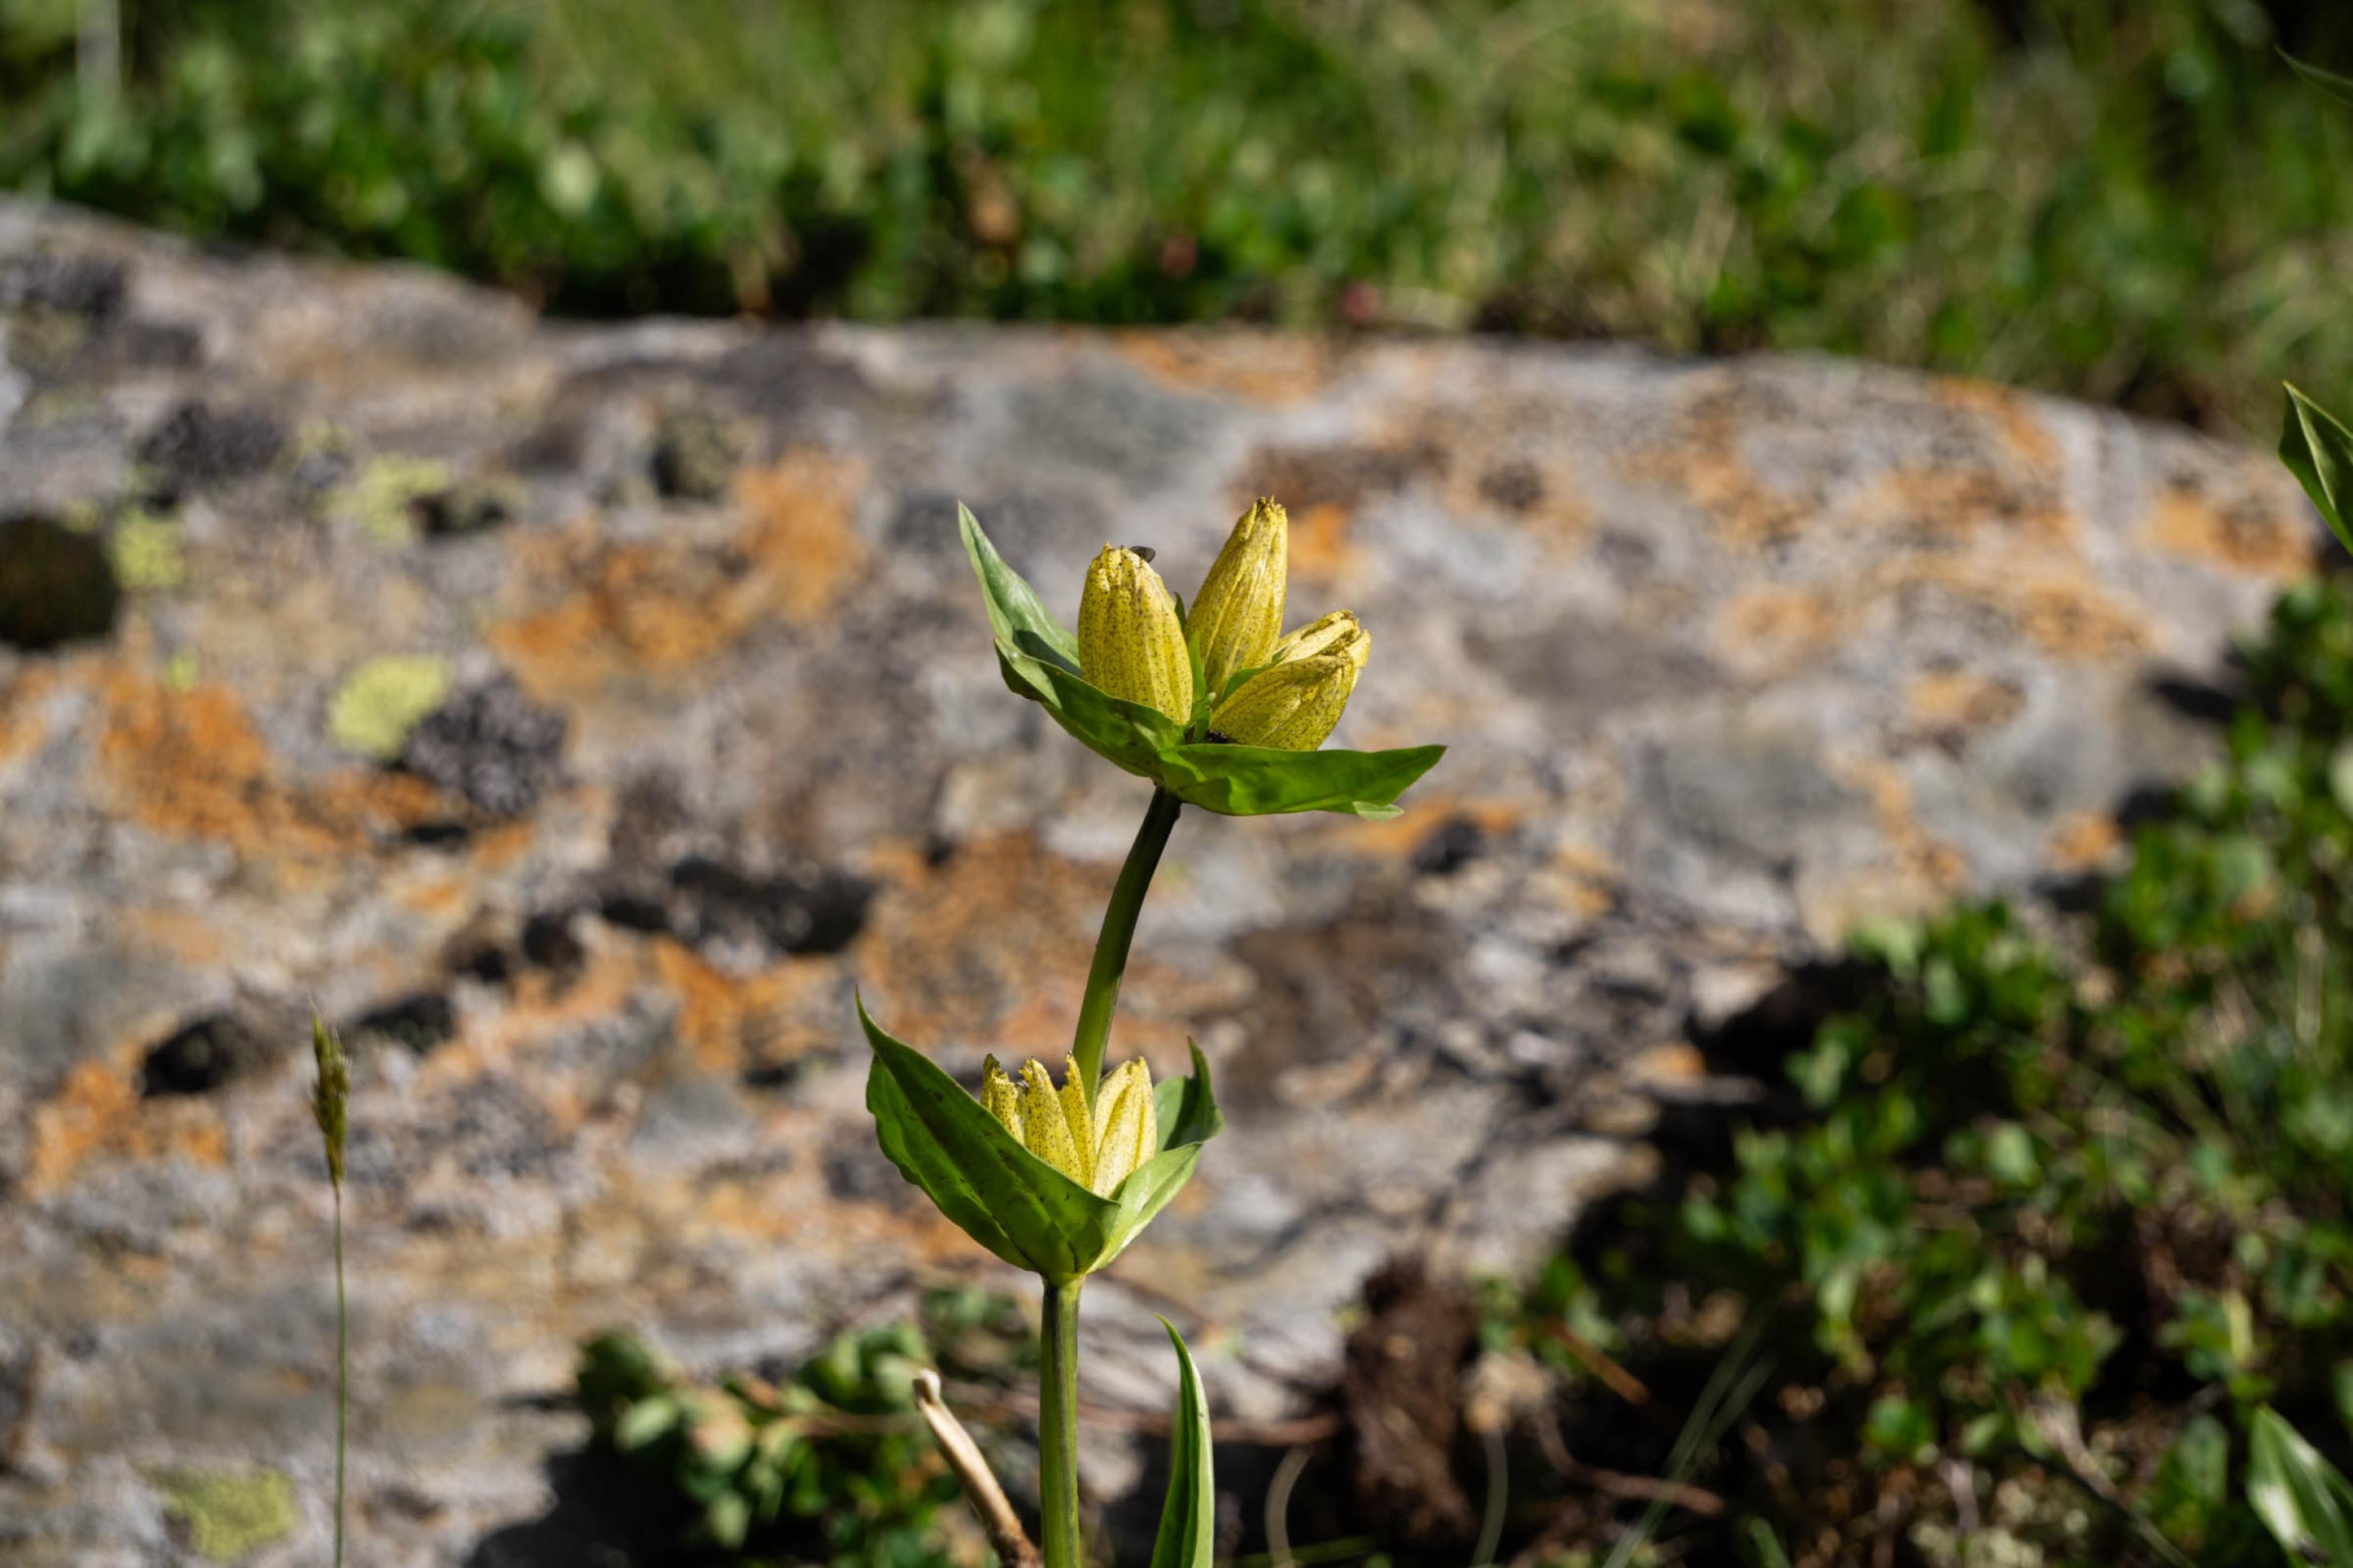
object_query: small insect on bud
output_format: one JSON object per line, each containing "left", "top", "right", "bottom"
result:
{"left": 1189, "top": 499, "right": 1288, "bottom": 698}
{"left": 311, "top": 1012, "right": 349, "bottom": 1190}
{"left": 1078, "top": 544, "right": 1194, "bottom": 724}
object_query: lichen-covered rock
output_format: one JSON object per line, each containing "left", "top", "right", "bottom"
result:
{"left": 0, "top": 197, "right": 2324, "bottom": 1565}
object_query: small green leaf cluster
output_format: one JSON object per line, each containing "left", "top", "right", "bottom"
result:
{"left": 963, "top": 507, "right": 1440, "bottom": 820}
{"left": 576, "top": 1287, "right": 1033, "bottom": 1565}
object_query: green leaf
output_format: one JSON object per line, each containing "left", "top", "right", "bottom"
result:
{"left": 1101, "top": 1143, "right": 1203, "bottom": 1265}
{"left": 1146, "top": 1319, "right": 1216, "bottom": 1568}
{"left": 612, "top": 1395, "right": 680, "bottom": 1452}
{"left": 961, "top": 503, "right": 1079, "bottom": 671}
{"left": 1024, "top": 655, "right": 1188, "bottom": 776}
{"left": 1154, "top": 742, "right": 1445, "bottom": 817}
{"left": 2249, "top": 1406, "right": 2353, "bottom": 1566}
{"left": 859, "top": 997, "right": 1118, "bottom": 1283}
{"left": 2281, "top": 385, "right": 2353, "bottom": 558}
{"left": 2285, "top": 50, "right": 2353, "bottom": 108}
{"left": 1153, "top": 1041, "right": 1224, "bottom": 1153}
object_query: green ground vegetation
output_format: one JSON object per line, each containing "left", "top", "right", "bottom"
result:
{"left": 4, "top": 0, "right": 2351, "bottom": 432}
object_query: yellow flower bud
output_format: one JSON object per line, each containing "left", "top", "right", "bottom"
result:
{"left": 1190, "top": 499, "right": 1288, "bottom": 696}
{"left": 977, "top": 1053, "right": 1159, "bottom": 1197}
{"left": 1078, "top": 545, "right": 1193, "bottom": 724}
{"left": 1208, "top": 636, "right": 1367, "bottom": 752}
{"left": 1268, "top": 608, "right": 1368, "bottom": 671}
{"left": 1090, "top": 1058, "right": 1159, "bottom": 1197}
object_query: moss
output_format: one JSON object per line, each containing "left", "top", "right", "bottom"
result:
{"left": 110, "top": 510, "right": 187, "bottom": 592}
{"left": 328, "top": 653, "right": 452, "bottom": 759}
{"left": 155, "top": 1467, "right": 297, "bottom": 1561}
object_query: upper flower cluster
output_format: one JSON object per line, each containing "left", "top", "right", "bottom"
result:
{"left": 1078, "top": 499, "right": 1372, "bottom": 752}
{"left": 962, "top": 498, "right": 1439, "bottom": 819}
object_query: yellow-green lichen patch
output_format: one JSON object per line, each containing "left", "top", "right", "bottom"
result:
{"left": 110, "top": 510, "right": 187, "bottom": 592}
{"left": 155, "top": 1466, "right": 297, "bottom": 1561}
{"left": 333, "top": 453, "right": 452, "bottom": 545}
{"left": 328, "top": 653, "right": 452, "bottom": 759}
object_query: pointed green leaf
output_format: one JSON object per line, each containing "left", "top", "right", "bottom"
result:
{"left": 859, "top": 997, "right": 1118, "bottom": 1282}
{"left": 2282, "top": 385, "right": 2353, "bottom": 558}
{"left": 1153, "top": 1041, "right": 1224, "bottom": 1153}
{"left": 962, "top": 503, "right": 1079, "bottom": 670}
{"left": 1031, "top": 658, "right": 1188, "bottom": 776}
{"left": 1098, "top": 1143, "right": 1203, "bottom": 1267}
{"left": 1147, "top": 1320, "right": 1216, "bottom": 1568}
{"left": 2249, "top": 1406, "right": 2353, "bottom": 1566}
{"left": 1154, "top": 742, "right": 1445, "bottom": 817}
{"left": 2286, "top": 50, "right": 2353, "bottom": 108}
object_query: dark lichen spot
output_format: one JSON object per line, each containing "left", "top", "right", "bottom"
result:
{"left": 1411, "top": 816, "right": 1486, "bottom": 877}
{"left": 349, "top": 992, "right": 457, "bottom": 1054}
{"left": 0, "top": 252, "right": 127, "bottom": 319}
{"left": 1477, "top": 460, "right": 1545, "bottom": 514}
{"left": 520, "top": 912, "right": 586, "bottom": 975}
{"left": 138, "top": 401, "right": 285, "bottom": 492}
{"left": 399, "top": 676, "right": 568, "bottom": 817}
{"left": 412, "top": 478, "right": 518, "bottom": 537}
{"left": 667, "top": 856, "right": 873, "bottom": 956}
{"left": 140, "top": 1014, "right": 267, "bottom": 1097}
{"left": 650, "top": 405, "right": 745, "bottom": 502}
{"left": 0, "top": 515, "right": 122, "bottom": 651}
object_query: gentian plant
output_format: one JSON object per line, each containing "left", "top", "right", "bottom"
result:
{"left": 860, "top": 499, "right": 1442, "bottom": 1566}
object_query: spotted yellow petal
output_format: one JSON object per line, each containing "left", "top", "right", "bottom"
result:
{"left": 1191, "top": 499, "right": 1287, "bottom": 696}
{"left": 1078, "top": 545, "right": 1193, "bottom": 724}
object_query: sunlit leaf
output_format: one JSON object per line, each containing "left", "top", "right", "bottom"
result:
{"left": 1146, "top": 1319, "right": 1215, "bottom": 1568}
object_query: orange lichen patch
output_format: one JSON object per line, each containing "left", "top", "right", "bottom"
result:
{"left": 491, "top": 450, "right": 867, "bottom": 699}
{"left": 0, "top": 664, "right": 57, "bottom": 771}
{"left": 1619, "top": 396, "right": 1806, "bottom": 550}
{"left": 856, "top": 832, "right": 1127, "bottom": 1048}
{"left": 650, "top": 939, "right": 836, "bottom": 1075}
{"left": 732, "top": 449, "right": 869, "bottom": 621}
{"left": 26, "top": 1057, "right": 229, "bottom": 1197}
{"left": 1288, "top": 502, "right": 1358, "bottom": 581}
{"left": 1905, "top": 670, "right": 2026, "bottom": 748}
{"left": 1931, "top": 377, "right": 2062, "bottom": 475}
{"left": 123, "top": 905, "right": 235, "bottom": 968}
{"left": 1833, "top": 753, "right": 1970, "bottom": 913}
{"left": 96, "top": 666, "right": 444, "bottom": 858}
{"left": 1869, "top": 555, "right": 2150, "bottom": 663}
{"left": 1114, "top": 331, "right": 1336, "bottom": 405}
{"left": 1717, "top": 585, "right": 1845, "bottom": 674}
{"left": 1863, "top": 462, "right": 2070, "bottom": 545}
{"left": 2047, "top": 811, "right": 2122, "bottom": 873}
{"left": 1627, "top": 1041, "right": 1708, "bottom": 1087}
{"left": 2144, "top": 487, "right": 2314, "bottom": 581}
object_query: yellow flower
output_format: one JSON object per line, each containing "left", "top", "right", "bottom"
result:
{"left": 982, "top": 1054, "right": 1159, "bottom": 1197}
{"left": 1268, "top": 608, "right": 1369, "bottom": 670}
{"left": 1188, "top": 498, "right": 1287, "bottom": 697}
{"left": 1207, "top": 610, "right": 1370, "bottom": 750}
{"left": 1078, "top": 545, "right": 1194, "bottom": 724}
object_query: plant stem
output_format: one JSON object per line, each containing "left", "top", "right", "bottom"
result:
{"left": 1070, "top": 787, "right": 1182, "bottom": 1103}
{"left": 332, "top": 1185, "right": 347, "bottom": 1568}
{"left": 1038, "top": 1279, "right": 1085, "bottom": 1568}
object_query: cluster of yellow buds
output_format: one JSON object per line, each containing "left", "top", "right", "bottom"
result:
{"left": 981, "top": 1055, "right": 1158, "bottom": 1197}
{"left": 1075, "top": 499, "right": 1371, "bottom": 752}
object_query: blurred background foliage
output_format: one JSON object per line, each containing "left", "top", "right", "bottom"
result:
{"left": 3, "top": 0, "right": 2352, "bottom": 433}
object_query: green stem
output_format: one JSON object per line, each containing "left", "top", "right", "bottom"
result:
{"left": 1038, "top": 1279, "right": 1085, "bottom": 1568}
{"left": 1071, "top": 787, "right": 1182, "bottom": 1103}
{"left": 332, "top": 1185, "right": 347, "bottom": 1568}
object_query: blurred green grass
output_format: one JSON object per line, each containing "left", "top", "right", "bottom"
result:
{"left": 2, "top": 0, "right": 2351, "bottom": 432}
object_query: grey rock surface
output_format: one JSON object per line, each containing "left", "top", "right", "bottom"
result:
{"left": 0, "top": 198, "right": 2324, "bottom": 1564}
